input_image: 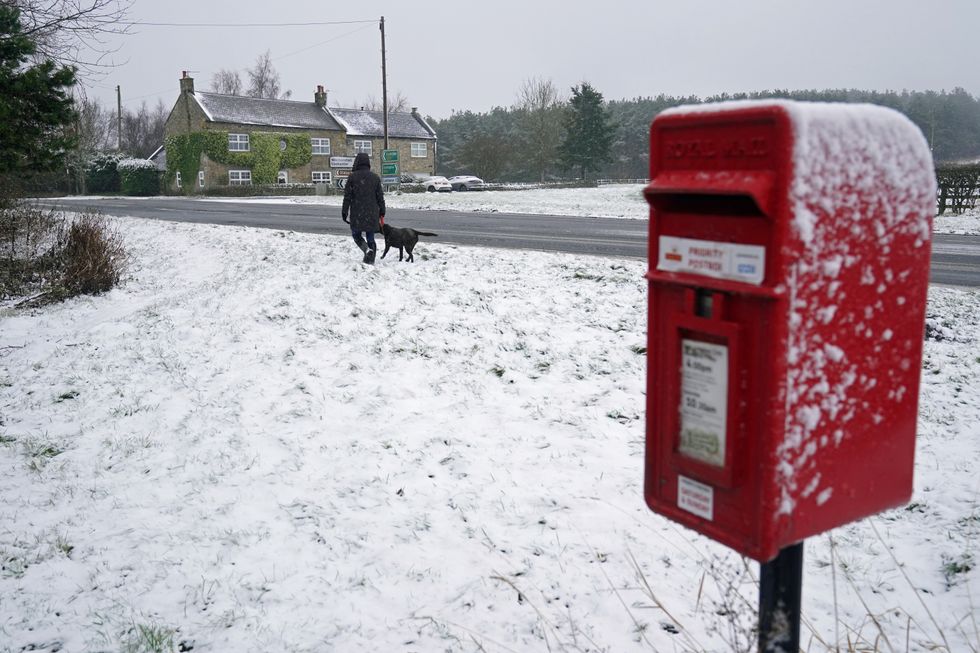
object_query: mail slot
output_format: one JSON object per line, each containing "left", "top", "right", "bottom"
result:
{"left": 643, "top": 101, "right": 936, "bottom": 561}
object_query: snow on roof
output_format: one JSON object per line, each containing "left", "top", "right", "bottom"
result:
{"left": 329, "top": 108, "right": 436, "bottom": 140}
{"left": 193, "top": 92, "right": 343, "bottom": 131}
{"left": 147, "top": 145, "right": 166, "bottom": 171}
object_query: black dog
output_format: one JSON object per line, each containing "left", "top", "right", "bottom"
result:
{"left": 380, "top": 223, "right": 438, "bottom": 262}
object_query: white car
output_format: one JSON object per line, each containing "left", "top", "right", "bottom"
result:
{"left": 424, "top": 176, "right": 453, "bottom": 192}
{"left": 449, "top": 175, "right": 485, "bottom": 191}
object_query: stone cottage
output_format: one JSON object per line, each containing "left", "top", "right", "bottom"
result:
{"left": 163, "top": 72, "right": 437, "bottom": 192}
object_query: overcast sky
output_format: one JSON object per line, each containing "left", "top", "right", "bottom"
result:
{"left": 82, "top": 0, "right": 980, "bottom": 120}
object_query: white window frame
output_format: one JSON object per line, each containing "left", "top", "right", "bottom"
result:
{"left": 229, "top": 170, "right": 252, "bottom": 185}
{"left": 228, "top": 133, "right": 250, "bottom": 152}
{"left": 411, "top": 142, "right": 427, "bottom": 158}
{"left": 175, "top": 171, "right": 182, "bottom": 188}
{"left": 311, "top": 137, "right": 331, "bottom": 155}
{"left": 312, "top": 171, "right": 332, "bottom": 184}
{"left": 198, "top": 171, "right": 205, "bottom": 188}
{"left": 353, "top": 140, "right": 372, "bottom": 156}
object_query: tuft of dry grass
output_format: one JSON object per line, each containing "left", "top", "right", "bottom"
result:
{"left": 0, "top": 202, "right": 127, "bottom": 305}
{"left": 59, "top": 212, "right": 128, "bottom": 296}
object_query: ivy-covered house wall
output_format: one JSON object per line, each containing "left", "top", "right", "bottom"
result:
{"left": 166, "top": 126, "right": 326, "bottom": 191}
{"left": 161, "top": 74, "right": 437, "bottom": 194}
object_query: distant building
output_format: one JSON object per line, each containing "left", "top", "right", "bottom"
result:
{"left": 163, "top": 72, "right": 436, "bottom": 192}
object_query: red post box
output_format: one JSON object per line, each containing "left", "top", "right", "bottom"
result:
{"left": 643, "top": 101, "right": 936, "bottom": 561}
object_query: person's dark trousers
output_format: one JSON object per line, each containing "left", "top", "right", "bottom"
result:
{"left": 352, "top": 229, "right": 377, "bottom": 263}
{"left": 351, "top": 229, "right": 376, "bottom": 252}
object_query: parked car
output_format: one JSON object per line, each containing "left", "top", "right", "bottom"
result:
{"left": 424, "top": 176, "right": 453, "bottom": 193}
{"left": 448, "top": 175, "right": 485, "bottom": 191}
{"left": 400, "top": 172, "right": 429, "bottom": 183}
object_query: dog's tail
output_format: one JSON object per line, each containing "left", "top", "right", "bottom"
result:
{"left": 414, "top": 231, "right": 438, "bottom": 237}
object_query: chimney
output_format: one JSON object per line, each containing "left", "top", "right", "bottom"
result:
{"left": 411, "top": 107, "right": 418, "bottom": 115}
{"left": 314, "top": 84, "right": 327, "bottom": 108}
{"left": 180, "top": 70, "right": 194, "bottom": 94}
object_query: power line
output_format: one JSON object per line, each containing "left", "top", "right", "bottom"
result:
{"left": 120, "top": 19, "right": 377, "bottom": 28}
{"left": 273, "top": 24, "right": 374, "bottom": 62}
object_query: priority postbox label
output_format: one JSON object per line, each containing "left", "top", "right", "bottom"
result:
{"left": 658, "top": 236, "right": 765, "bottom": 284}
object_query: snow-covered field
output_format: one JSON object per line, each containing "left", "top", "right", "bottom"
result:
{"left": 1, "top": 193, "right": 978, "bottom": 652}
{"left": 204, "top": 184, "right": 980, "bottom": 235}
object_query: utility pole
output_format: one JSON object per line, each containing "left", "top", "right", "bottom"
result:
{"left": 380, "top": 16, "right": 389, "bottom": 150}
{"left": 116, "top": 85, "right": 122, "bottom": 152}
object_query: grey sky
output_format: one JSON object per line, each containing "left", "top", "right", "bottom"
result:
{"left": 84, "top": 0, "right": 980, "bottom": 120}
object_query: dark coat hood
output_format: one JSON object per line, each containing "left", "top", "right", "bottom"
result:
{"left": 353, "top": 152, "right": 371, "bottom": 171}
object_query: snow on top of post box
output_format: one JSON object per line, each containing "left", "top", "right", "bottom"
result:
{"left": 665, "top": 100, "right": 935, "bottom": 525}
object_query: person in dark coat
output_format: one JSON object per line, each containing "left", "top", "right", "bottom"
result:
{"left": 341, "top": 152, "right": 385, "bottom": 264}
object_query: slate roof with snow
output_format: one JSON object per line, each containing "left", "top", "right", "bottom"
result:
{"left": 330, "top": 108, "right": 436, "bottom": 140}
{"left": 189, "top": 92, "right": 436, "bottom": 140}
{"left": 192, "top": 92, "right": 343, "bottom": 131}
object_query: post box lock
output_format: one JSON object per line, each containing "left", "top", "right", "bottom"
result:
{"left": 643, "top": 100, "right": 936, "bottom": 561}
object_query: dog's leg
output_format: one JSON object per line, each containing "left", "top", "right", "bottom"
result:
{"left": 406, "top": 244, "right": 414, "bottom": 262}
{"left": 381, "top": 243, "right": 391, "bottom": 259}
{"left": 398, "top": 247, "right": 404, "bottom": 261}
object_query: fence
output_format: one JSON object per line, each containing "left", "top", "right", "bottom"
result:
{"left": 936, "top": 163, "right": 980, "bottom": 215}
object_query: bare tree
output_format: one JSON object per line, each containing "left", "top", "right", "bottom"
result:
{"left": 246, "top": 50, "right": 291, "bottom": 100}
{"left": 515, "top": 77, "right": 565, "bottom": 181}
{"left": 64, "top": 96, "right": 114, "bottom": 192}
{"left": 75, "top": 96, "right": 115, "bottom": 153}
{"left": 358, "top": 91, "right": 411, "bottom": 113}
{"left": 11, "top": 0, "right": 132, "bottom": 73}
{"left": 119, "top": 99, "right": 168, "bottom": 158}
{"left": 210, "top": 69, "right": 243, "bottom": 96}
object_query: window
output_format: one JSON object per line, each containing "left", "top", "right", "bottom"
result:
{"left": 411, "top": 142, "right": 427, "bottom": 158}
{"left": 175, "top": 171, "right": 182, "bottom": 188}
{"left": 312, "top": 171, "right": 332, "bottom": 184}
{"left": 353, "top": 140, "right": 372, "bottom": 156}
{"left": 198, "top": 171, "right": 205, "bottom": 188}
{"left": 277, "top": 170, "right": 288, "bottom": 185}
{"left": 228, "top": 133, "right": 249, "bottom": 152}
{"left": 311, "top": 138, "right": 330, "bottom": 155}
{"left": 229, "top": 170, "right": 251, "bottom": 185}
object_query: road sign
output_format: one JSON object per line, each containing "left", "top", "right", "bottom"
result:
{"left": 381, "top": 175, "right": 400, "bottom": 185}
{"left": 382, "top": 149, "right": 399, "bottom": 163}
{"left": 381, "top": 163, "right": 399, "bottom": 176}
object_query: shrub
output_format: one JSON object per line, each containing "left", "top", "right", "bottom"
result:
{"left": 0, "top": 201, "right": 66, "bottom": 298}
{"left": 0, "top": 204, "right": 127, "bottom": 304}
{"left": 118, "top": 158, "right": 160, "bottom": 196}
{"left": 86, "top": 153, "right": 124, "bottom": 193}
{"left": 59, "top": 213, "right": 127, "bottom": 296}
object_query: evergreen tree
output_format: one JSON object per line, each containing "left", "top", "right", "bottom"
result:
{"left": 0, "top": 5, "right": 77, "bottom": 176}
{"left": 558, "top": 82, "right": 616, "bottom": 180}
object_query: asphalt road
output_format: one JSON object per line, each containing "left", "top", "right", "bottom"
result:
{"left": 38, "top": 196, "right": 980, "bottom": 287}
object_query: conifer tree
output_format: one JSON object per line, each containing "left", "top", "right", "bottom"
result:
{"left": 0, "top": 5, "right": 78, "bottom": 176}
{"left": 557, "top": 82, "right": 616, "bottom": 180}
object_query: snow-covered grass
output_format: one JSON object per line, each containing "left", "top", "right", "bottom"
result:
{"left": 1, "top": 216, "right": 978, "bottom": 652}
{"left": 935, "top": 206, "right": 980, "bottom": 235}
{"left": 204, "top": 184, "right": 980, "bottom": 235}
